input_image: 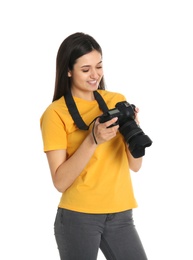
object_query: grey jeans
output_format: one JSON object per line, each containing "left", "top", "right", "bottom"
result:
{"left": 54, "top": 208, "right": 148, "bottom": 260}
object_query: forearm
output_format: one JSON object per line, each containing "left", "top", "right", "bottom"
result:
{"left": 49, "top": 117, "right": 119, "bottom": 192}
{"left": 54, "top": 132, "right": 97, "bottom": 192}
{"left": 126, "top": 147, "right": 143, "bottom": 172}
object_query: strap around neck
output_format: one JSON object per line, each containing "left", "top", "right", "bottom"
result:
{"left": 64, "top": 90, "right": 109, "bottom": 130}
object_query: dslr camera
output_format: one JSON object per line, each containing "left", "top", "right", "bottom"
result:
{"left": 99, "top": 101, "right": 152, "bottom": 158}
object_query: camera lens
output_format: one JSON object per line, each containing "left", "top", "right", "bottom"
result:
{"left": 119, "top": 120, "right": 152, "bottom": 158}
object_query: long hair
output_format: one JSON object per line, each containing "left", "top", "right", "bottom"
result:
{"left": 52, "top": 32, "right": 105, "bottom": 102}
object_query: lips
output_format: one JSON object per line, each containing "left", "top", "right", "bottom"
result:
{"left": 88, "top": 80, "right": 97, "bottom": 84}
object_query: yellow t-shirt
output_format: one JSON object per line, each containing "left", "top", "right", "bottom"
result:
{"left": 40, "top": 90, "right": 138, "bottom": 213}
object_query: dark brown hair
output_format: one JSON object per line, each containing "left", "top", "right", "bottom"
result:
{"left": 52, "top": 32, "right": 105, "bottom": 101}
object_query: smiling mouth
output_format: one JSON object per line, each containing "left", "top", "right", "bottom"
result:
{"left": 88, "top": 80, "right": 98, "bottom": 84}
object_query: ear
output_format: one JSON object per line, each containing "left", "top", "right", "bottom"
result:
{"left": 68, "top": 70, "right": 72, "bottom": 77}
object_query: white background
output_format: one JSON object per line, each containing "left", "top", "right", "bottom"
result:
{"left": 0, "top": 0, "right": 193, "bottom": 259}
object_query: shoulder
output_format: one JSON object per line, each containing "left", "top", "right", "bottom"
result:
{"left": 98, "top": 89, "right": 126, "bottom": 100}
{"left": 97, "top": 90, "right": 126, "bottom": 108}
{"left": 40, "top": 96, "right": 67, "bottom": 123}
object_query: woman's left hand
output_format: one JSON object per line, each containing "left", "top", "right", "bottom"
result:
{"left": 134, "top": 107, "right": 140, "bottom": 125}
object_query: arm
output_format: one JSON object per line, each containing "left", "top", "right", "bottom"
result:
{"left": 126, "top": 105, "right": 142, "bottom": 172}
{"left": 46, "top": 117, "right": 119, "bottom": 193}
{"left": 126, "top": 147, "right": 143, "bottom": 172}
{"left": 46, "top": 133, "right": 96, "bottom": 193}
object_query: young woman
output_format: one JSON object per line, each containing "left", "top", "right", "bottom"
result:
{"left": 40, "top": 32, "right": 148, "bottom": 260}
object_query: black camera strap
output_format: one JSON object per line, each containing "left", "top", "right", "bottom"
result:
{"left": 64, "top": 90, "right": 109, "bottom": 130}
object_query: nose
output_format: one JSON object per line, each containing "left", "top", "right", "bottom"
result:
{"left": 90, "top": 68, "right": 98, "bottom": 78}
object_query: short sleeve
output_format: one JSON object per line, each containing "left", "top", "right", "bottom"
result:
{"left": 40, "top": 107, "right": 67, "bottom": 152}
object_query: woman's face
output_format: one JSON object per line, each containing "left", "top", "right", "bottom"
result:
{"left": 68, "top": 50, "right": 103, "bottom": 98}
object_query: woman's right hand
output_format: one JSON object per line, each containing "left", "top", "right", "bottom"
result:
{"left": 92, "top": 117, "right": 119, "bottom": 145}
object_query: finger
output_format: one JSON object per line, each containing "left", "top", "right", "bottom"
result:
{"left": 103, "top": 117, "right": 118, "bottom": 128}
{"left": 95, "top": 117, "right": 101, "bottom": 125}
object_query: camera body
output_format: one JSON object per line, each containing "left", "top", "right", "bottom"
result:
{"left": 99, "top": 101, "right": 152, "bottom": 158}
{"left": 99, "top": 101, "right": 136, "bottom": 127}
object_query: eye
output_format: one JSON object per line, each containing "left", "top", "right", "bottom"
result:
{"left": 82, "top": 69, "right": 89, "bottom": 73}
